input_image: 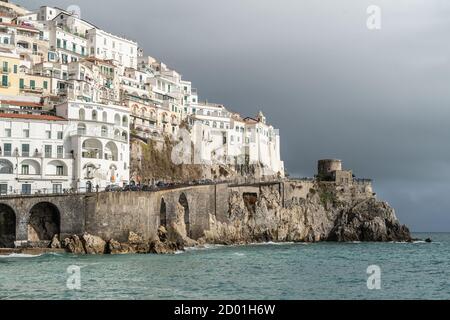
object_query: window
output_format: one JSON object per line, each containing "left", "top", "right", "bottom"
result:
{"left": 0, "top": 184, "right": 7, "bottom": 195}
{"left": 4, "top": 128, "right": 11, "bottom": 137}
{"left": 23, "top": 129, "right": 29, "bottom": 138}
{"left": 43, "top": 81, "right": 48, "bottom": 89}
{"left": 79, "top": 108, "right": 85, "bottom": 120}
{"left": 46, "top": 131, "right": 51, "bottom": 139}
{"left": 53, "top": 184, "right": 62, "bottom": 194}
{"left": 13, "top": 65, "right": 17, "bottom": 74}
{"left": 72, "top": 43, "right": 76, "bottom": 52}
{"left": 57, "top": 39, "right": 61, "bottom": 48}
{"left": 57, "top": 131, "right": 63, "bottom": 140}
{"left": 22, "top": 144, "right": 30, "bottom": 157}
{"left": 2, "top": 61, "right": 8, "bottom": 72}
{"left": 45, "top": 145, "right": 52, "bottom": 158}
{"left": 57, "top": 146, "right": 63, "bottom": 158}
{"left": 63, "top": 40, "right": 67, "bottom": 49}
{"left": 30, "top": 80, "right": 35, "bottom": 90}
{"left": 1, "top": 75, "right": 8, "bottom": 87}
{"left": 92, "top": 110, "right": 97, "bottom": 121}
{"left": 21, "top": 165, "right": 29, "bottom": 175}
{"left": 19, "top": 78, "right": 24, "bottom": 89}
{"left": 21, "top": 184, "right": 31, "bottom": 194}
{"left": 3, "top": 143, "right": 11, "bottom": 156}
{"left": 56, "top": 166, "right": 64, "bottom": 176}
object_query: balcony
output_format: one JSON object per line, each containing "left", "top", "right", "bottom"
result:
{"left": 70, "top": 130, "right": 127, "bottom": 143}
{"left": 21, "top": 85, "right": 44, "bottom": 93}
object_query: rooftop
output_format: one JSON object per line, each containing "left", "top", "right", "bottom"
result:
{"left": 0, "top": 113, "right": 66, "bottom": 121}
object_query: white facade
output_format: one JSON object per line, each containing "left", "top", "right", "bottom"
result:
{"left": 87, "top": 29, "right": 137, "bottom": 70}
{"left": 55, "top": 101, "right": 130, "bottom": 191}
{"left": 190, "top": 107, "right": 284, "bottom": 177}
{"left": 0, "top": 113, "right": 73, "bottom": 195}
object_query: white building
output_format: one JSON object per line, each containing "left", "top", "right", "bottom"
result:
{"left": 190, "top": 106, "right": 284, "bottom": 177}
{"left": 87, "top": 28, "right": 137, "bottom": 70}
{"left": 0, "top": 112, "right": 73, "bottom": 195}
{"left": 55, "top": 101, "right": 130, "bottom": 191}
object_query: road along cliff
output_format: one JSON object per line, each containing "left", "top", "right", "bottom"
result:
{"left": 57, "top": 180, "right": 412, "bottom": 255}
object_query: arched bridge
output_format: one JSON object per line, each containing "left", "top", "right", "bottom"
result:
{"left": 0, "top": 181, "right": 286, "bottom": 248}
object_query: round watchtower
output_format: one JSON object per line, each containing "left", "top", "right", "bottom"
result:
{"left": 318, "top": 159, "right": 342, "bottom": 176}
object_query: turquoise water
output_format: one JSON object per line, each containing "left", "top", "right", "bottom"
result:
{"left": 0, "top": 233, "right": 449, "bottom": 300}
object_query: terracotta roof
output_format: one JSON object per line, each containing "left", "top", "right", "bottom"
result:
{"left": 0, "top": 113, "right": 66, "bottom": 121}
{"left": 0, "top": 22, "right": 38, "bottom": 31}
{"left": 1, "top": 100, "right": 43, "bottom": 108}
{"left": 243, "top": 117, "right": 259, "bottom": 124}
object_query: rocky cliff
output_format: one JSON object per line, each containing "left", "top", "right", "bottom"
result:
{"left": 201, "top": 182, "right": 411, "bottom": 244}
{"left": 59, "top": 181, "right": 411, "bottom": 255}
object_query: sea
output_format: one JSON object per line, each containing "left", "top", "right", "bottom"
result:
{"left": 0, "top": 233, "right": 448, "bottom": 300}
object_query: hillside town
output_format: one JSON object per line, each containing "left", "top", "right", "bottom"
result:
{"left": 0, "top": 1, "right": 284, "bottom": 195}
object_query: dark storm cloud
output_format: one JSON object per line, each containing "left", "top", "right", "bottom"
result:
{"left": 15, "top": 0, "right": 450, "bottom": 231}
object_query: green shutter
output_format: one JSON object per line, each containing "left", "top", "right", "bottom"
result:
{"left": 43, "top": 81, "right": 48, "bottom": 89}
{"left": 19, "top": 78, "right": 24, "bottom": 89}
{"left": 2, "top": 75, "right": 8, "bottom": 87}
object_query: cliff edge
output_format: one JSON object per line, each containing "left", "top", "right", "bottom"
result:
{"left": 201, "top": 181, "right": 411, "bottom": 244}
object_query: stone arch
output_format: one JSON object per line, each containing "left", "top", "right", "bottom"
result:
{"left": 179, "top": 193, "right": 190, "bottom": 237}
{"left": 28, "top": 202, "right": 60, "bottom": 242}
{"left": 0, "top": 203, "right": 16, "bottom": 248}
{"left": 160, "top": 198, "right": 167, "bottom": 228}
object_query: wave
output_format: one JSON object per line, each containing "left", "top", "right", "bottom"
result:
{"left": 0, "top": 253, "right": 43, "bottom": 258}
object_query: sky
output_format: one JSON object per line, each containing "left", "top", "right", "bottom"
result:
{"left": 14, "top": 0, "right": 450, "bottom": 232}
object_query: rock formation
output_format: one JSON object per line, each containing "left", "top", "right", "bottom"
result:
{"left": 201, "top": 183, "right": 411, "bottom": 244}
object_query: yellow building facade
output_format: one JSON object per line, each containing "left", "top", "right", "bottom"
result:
{"left": 0, "top": 49, "right": 21, "bottom": 96}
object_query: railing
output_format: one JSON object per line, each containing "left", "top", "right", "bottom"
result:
{"left": 70, "top": 130, "right": 127, "bottom": 142}
{"left": 0, "top": 186, "right": 107, "bottom": 197}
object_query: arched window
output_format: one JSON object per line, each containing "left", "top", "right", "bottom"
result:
{"left": 101, "top": 126, "right": 108, "bottom": 137}
{"left": 114, "top": 114, "right": 121, "bottom": 126}
{"left": 77, "top": 123, "right": 86, "bottom": 135}
{"left": 114, "top": 129, "right": 121, "bottom": 140}
{"left": 92, "top": 110, "right": 97, "bottom": 121}
{"left": 79, "top": 108, "right": 85, "bottom": 120}
{"left": 82, "top": 139, "right": 102, "bottom": 159}
{"left": 105, "top": 141, "right": 118, "bottom": 161}
{"left": 0, "top": 159, "right": 14, "bottom": 174}
{"left": 122, "top": 115, "right": 128, "bottom": 127}
{"left": 122, "top": 131, "right": 128, "bottom": 141}
{"left": 102, "top": 111, "right": 107, "bottom": 122}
